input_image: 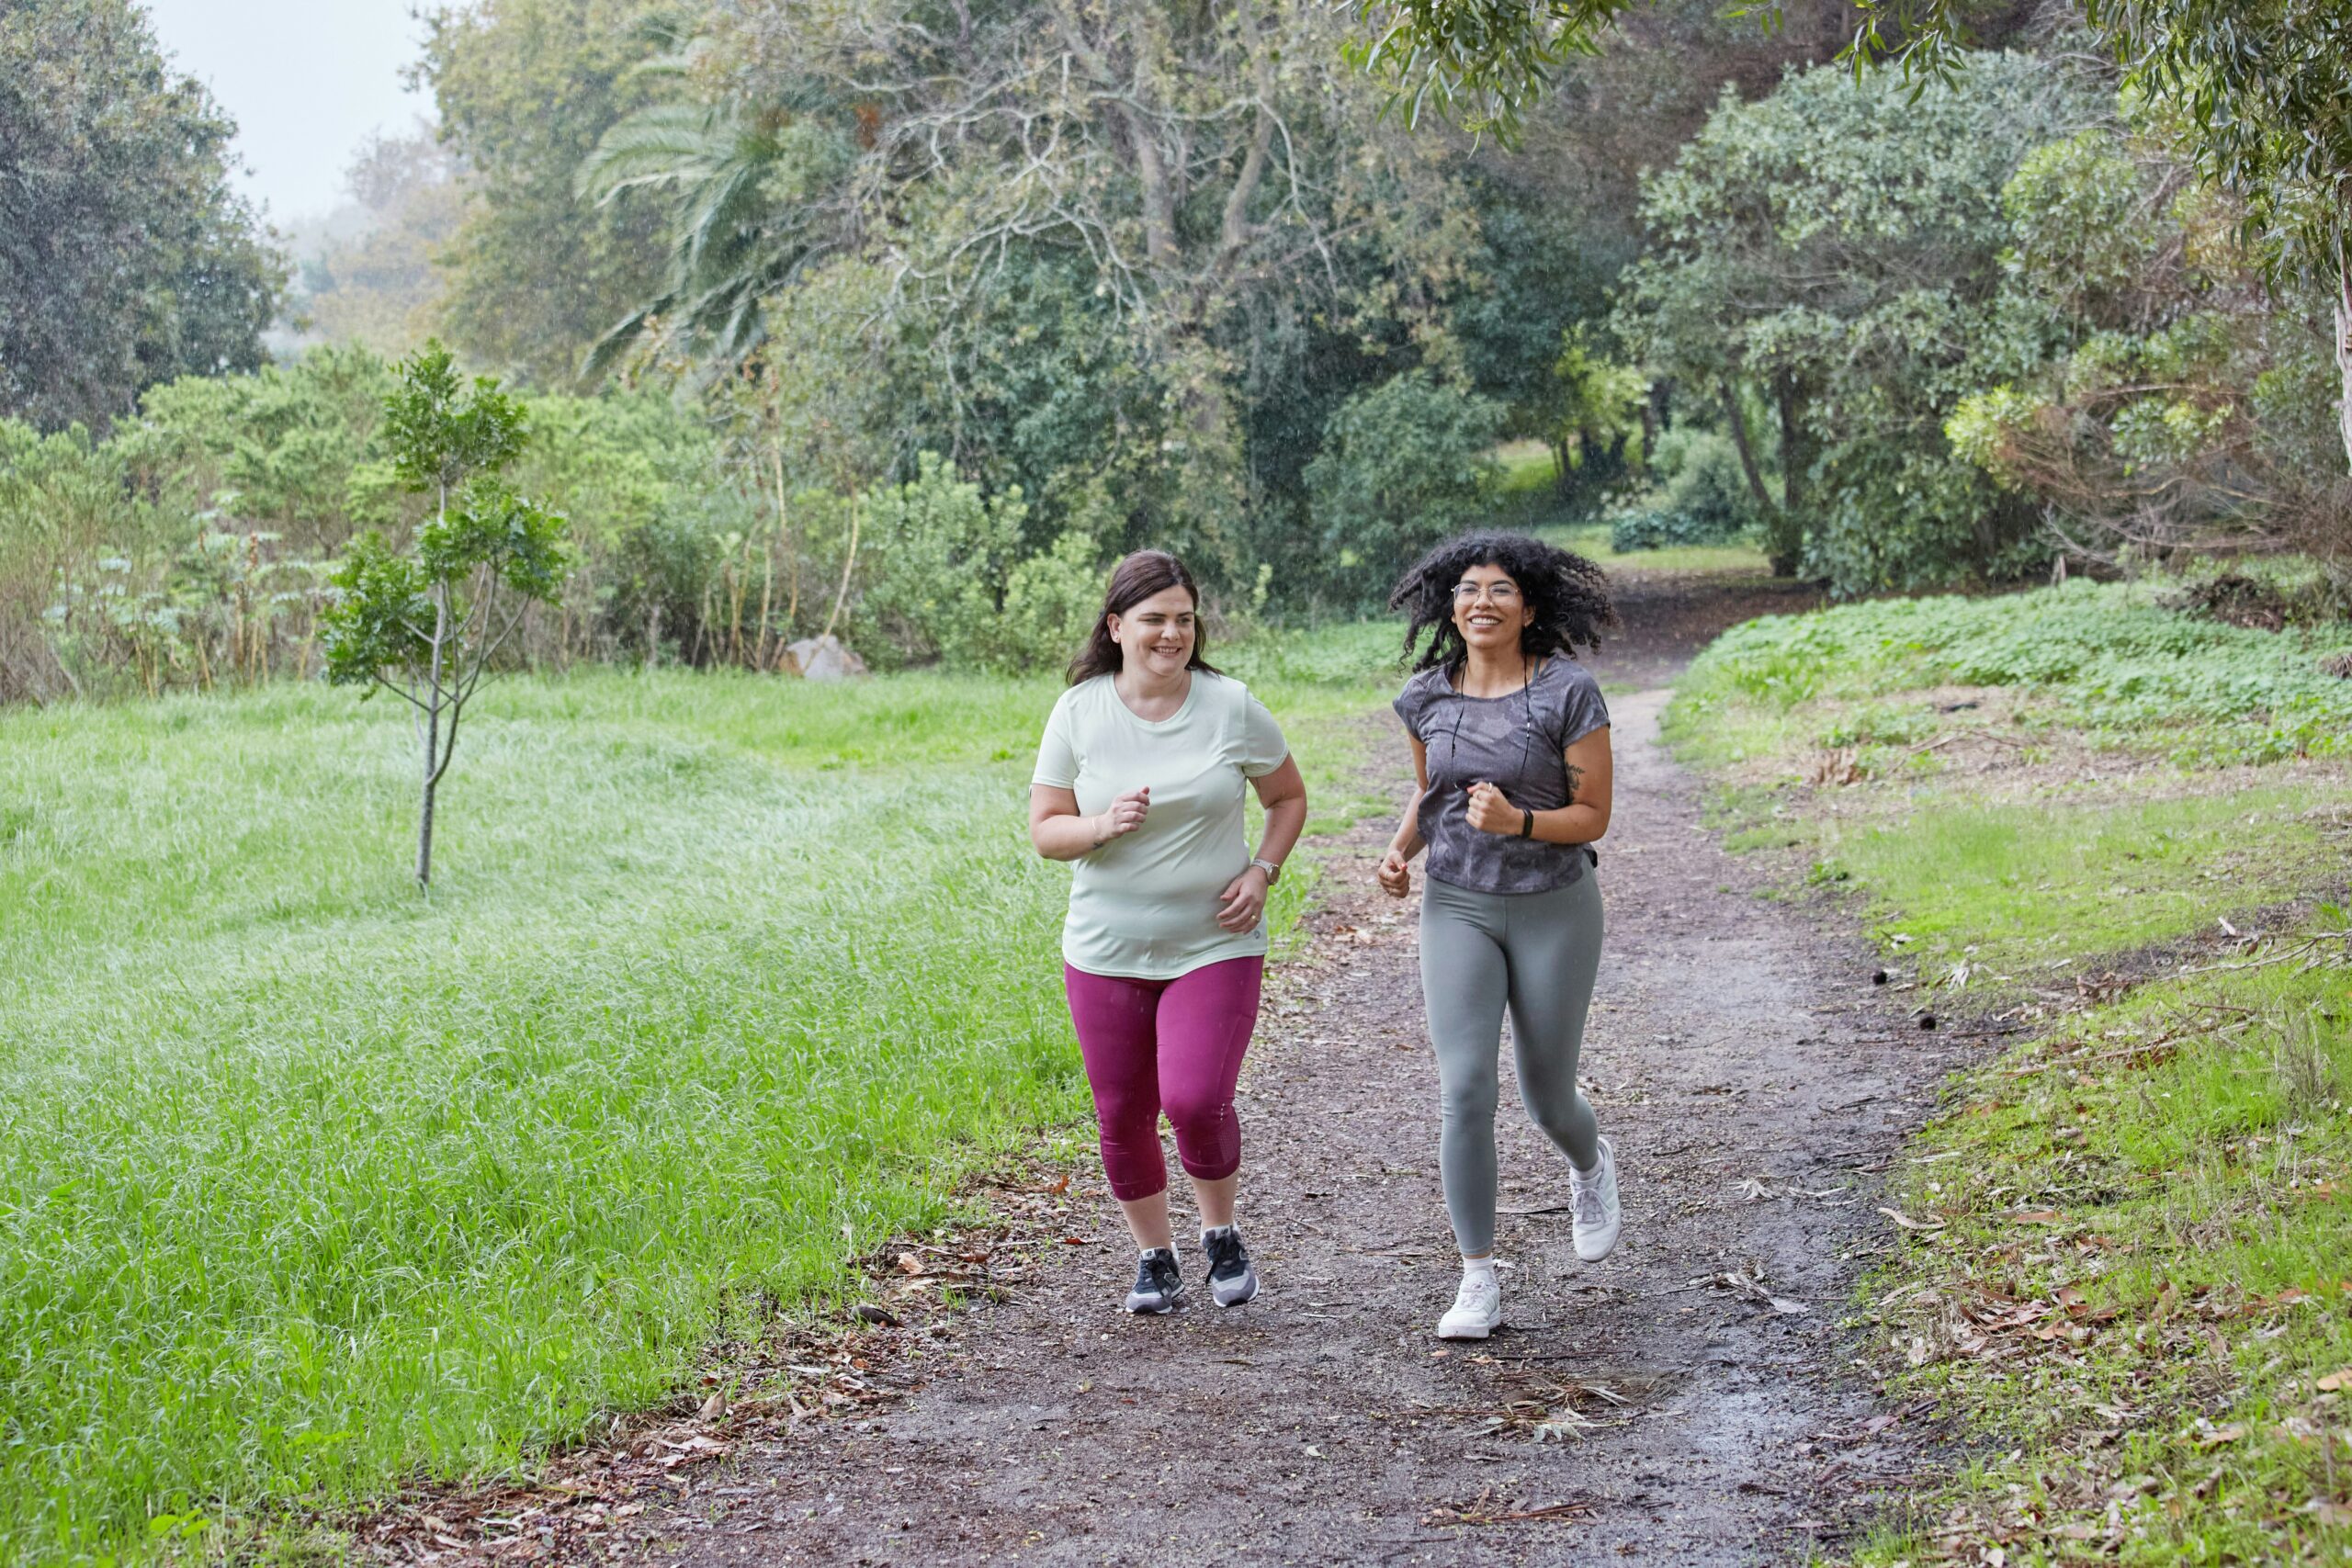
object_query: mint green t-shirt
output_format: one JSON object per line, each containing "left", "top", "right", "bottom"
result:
{"left": 1032, "top": 671, "right": 1291, "bottom": 980}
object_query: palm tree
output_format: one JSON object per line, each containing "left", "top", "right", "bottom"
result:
{"left": 573, "top": 35, "right": 853, "bottom": 380}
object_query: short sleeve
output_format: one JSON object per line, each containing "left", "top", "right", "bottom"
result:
{"left": 1557, "top": 666, "right": 1611, "bottom": 747}
{"left": 1032, "top": 693, "right": 1078, "bottom": 789}
{"left": 1391, "top": 674, "right": 1430, "bottom": 740}
{"left": 1238, "top": 691, "right": 1289, "bottom": 778}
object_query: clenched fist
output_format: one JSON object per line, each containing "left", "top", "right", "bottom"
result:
{"left": 1465, "top": 781, "right": 1524, "bottom": 836}
{"left": 1093, "top": 785, "right": 1149, "bottom": 845}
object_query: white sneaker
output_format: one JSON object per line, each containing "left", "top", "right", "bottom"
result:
{"left": 1570, "top": 1136, "right": 1622, "bottom": 1262}
{"left": 1436, "top": 1271, "right": 1503, "bottom": 1339}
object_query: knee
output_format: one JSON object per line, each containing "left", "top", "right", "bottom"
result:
{"left": 1091, "top": 1086, "right": 1159, "bottom": 1144}
{"left": 1441, "top": 1074, "right": 1499, "bottom": 1129}
{"left": 1159, "top": 1086, "right": 1231, "bottom": 1145}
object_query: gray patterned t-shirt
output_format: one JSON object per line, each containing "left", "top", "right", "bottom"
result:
{"left": 1392, "top": 657, "right": 1611, "bottom": 895}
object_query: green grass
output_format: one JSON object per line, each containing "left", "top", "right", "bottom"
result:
{"left": 1672, "top": 578, "right": 2352, "bottom": 768}
{"left": 1800, "top": 788, "right": 2338, "bottom": 973}
{"left": 1495, "top": 439, "right": 1558, "bottom": 494}
{"left": 0, "top": 659, "right": 1391, "bottom": 1562}
{"left": 1489, "top": 443, "right": 1774, "bottom": 577}
{"left": 1546, "top": 520, "right": 1772, "bottom": 579}
{"left": 1851, "top": 956, "right": 2352, "bottom": 1564}
{"left": 1665, "top": 572, "right": 2352, "bottom": 1562}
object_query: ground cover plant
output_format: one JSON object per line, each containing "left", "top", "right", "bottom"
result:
{"left": 1667, "top": 572, "right": 2352, "bottom": 1562}
{"left": 0, "top": 655, "right": 1389, "bottom": 1562}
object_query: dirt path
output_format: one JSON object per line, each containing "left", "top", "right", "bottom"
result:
{"left": 598, "top": 576, "right": 1974, "bottom": 1566}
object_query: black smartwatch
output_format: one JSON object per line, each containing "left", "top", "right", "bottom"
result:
{"left": 1519, "top": 809, "right": 1534, "bottom": 839}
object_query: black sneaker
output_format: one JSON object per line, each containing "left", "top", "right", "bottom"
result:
{"left": 1201, "top": 1227, "right": 1259, "bottom": 1307}
{"left": 1124, "top": 1248, "right": 1184, "bottom": 1314}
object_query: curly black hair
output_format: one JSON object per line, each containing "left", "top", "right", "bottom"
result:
{"left": 1387, "top": 530, "right": 1620, "bottom": 673}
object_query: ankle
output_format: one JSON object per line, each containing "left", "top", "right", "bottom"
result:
{"left": 1461, "top": 1255, "right": 1498, "bottom": 1286}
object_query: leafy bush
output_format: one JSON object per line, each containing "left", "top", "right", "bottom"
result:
{"left": 854, "top": 451, "right": 1101, "bottom": 673}
{"left": 1608, "top": 429, "right": 1759, "bottom": 551}
{"left": 1306, "top": 373, "right": 1505, "bottom": 611}
{"left": 994, "top": 527, "right": 1105, "bottom": 674}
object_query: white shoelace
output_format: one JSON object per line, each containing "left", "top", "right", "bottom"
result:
{"left": 1570, "top": 1167, "right": 1607, "bottom": 1227}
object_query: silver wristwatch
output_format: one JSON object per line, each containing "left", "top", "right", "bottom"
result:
{"left": 1250, "top": 856, "right": 1282, "bottom": 884}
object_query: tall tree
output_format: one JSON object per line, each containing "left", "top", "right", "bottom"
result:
{"left": 588, "top": 0, "right": 1476, "bottom": 589}
{"left": 1351, "top": 1, "right": 2352, "bottom": 475}
{"left": 285, "top": 127, "right": 469, "bottom": 355}
{"left": 0, "top": 0, "right": 283, "bottom": 431}
{"left": 2079, "top": 1, "right": 2352, "bottom": 472}
{"left": 418, "top": 0, "right": 675, "bottom": 385}
{"left": 1616, "top": 53, "right": 2104, "bottom": 589}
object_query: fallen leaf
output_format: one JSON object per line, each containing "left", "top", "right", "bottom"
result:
{"left": 697, "top": 1391, "right": 726, "bottom": 1422}
{"left": 2315, "top": 1368, "right": 2352, "bottom": 1393}
{"left": 2196, "top": 1424, "right": 2246, "bottom": 1446}
{"left": 895, "top": 1252, "right": 923, "bottom": 1276}
{"left": 2002, "top": 1208, "right": 2067, "bottom": 1224}
{"left": 1878, "top": 1206, "right": 1948, "bottom": 1233}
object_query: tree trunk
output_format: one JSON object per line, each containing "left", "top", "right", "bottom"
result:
{"left": 416, "top": 771, "right": 439, "bottom": 888}
{"left": 820, "top": 500, "right": 863, "bottom": 641}
{"left": 1720, "top": 377, "right": 1804, "bottom": 576}
{"left": 2335, "top": 250, "right": 2352, "bottom": 474}
{"left": 1770, "top": 374, "right": 1815, "bottom": 580}
{"left": 417, "top": 582, "right": 448, "bottom": 888}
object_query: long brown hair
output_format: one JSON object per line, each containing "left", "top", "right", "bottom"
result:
{"left": 1067, "top": 549, "right": 1222, "bottom": 685}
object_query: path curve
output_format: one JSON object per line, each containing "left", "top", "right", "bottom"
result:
{"left": 624, "top": 634, "right": 1965, "bottom": 1565}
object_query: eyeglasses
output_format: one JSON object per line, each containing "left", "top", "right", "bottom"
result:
{"left": 1452, "top": 582, "right": 1521, "bottom": 604}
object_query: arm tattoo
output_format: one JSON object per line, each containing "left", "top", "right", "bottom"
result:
{"left": 1564, "top": 762, "right": 1585, "bottom": 804}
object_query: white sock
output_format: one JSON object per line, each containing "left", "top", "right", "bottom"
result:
{"left": 1462, "top": 1257, "right": 1498, "bottom": 1288}
{"left": 1201, "top": 1224, "right": 1235, "bottom": 1242}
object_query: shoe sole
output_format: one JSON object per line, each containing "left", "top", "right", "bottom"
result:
{"left": 1124, "top": 1283, "right": 1185, "bottom": 1314}
{"left": 1436, "top": 1311, "right": 1502, "bottom": 1340}
{"left": 1210, "top": 1268, "right": 1259, "bottom": 1307}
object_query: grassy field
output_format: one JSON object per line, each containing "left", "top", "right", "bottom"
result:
{"left": 1668, "top": 576, "right": 2352, "bottom": 1563}
{"left": 0, "top": 651, "right": 1392, "bottom": 1562}
{"left": 1492, "top": 439, "right": 1774, "bottom": 578}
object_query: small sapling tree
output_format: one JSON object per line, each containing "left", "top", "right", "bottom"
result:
{"left": 322, "top": 343, "right": 568, "bottom": 886}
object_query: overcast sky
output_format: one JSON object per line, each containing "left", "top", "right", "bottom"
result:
{"left": 141, "top": 0, "right": 437, "bottom": 224}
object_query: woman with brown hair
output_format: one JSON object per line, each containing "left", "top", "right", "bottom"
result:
{"left": 1027, "top": 550, "right": 1308, "bottom": 1313}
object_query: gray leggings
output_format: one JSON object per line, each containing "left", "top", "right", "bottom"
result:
{"left": 1418, "top": 872, "right": 1604, "bottom": 1257}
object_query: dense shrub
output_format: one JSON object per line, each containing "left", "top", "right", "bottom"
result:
{"left": 1609, "top": 429, "right": 1759, "bottom": 551}
{"left": 854, "top": 452, "right": 1101, "bottom": 673}
{"left": 1306, "top": 373, "right": 1505, "bottom": 612}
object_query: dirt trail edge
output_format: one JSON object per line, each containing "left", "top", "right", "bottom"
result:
{"left": 624, "top": 599, "right": 1970, "bottom": 1566}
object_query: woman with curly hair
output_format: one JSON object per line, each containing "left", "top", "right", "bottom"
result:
{"left": 1376, "top": 531, "right": 1623, "bottom": 1339}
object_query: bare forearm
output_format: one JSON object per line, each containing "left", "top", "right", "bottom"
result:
{"left": 1255, "top": 795, "right": 1307, "bottom": 868}
{"left": 1388, "top": 793, "right": 1427, "bottom": 859}
{"left": 1031, "top": 812, "right": 1112, "bottom": 862}
{"left": 1525, "top": 803, "right": 1609, "bottom": 845}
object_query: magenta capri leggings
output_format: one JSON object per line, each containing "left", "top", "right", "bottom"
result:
{"left": 1062, "top": 956, "right": 1264, "bottom": 1202}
